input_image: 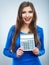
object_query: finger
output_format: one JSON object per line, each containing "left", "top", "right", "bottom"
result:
{"left": 19, "top": 47, "right": 23, "bottom": 51}
{"left": 19, "top": 50, "right": 24, "bottom": 55}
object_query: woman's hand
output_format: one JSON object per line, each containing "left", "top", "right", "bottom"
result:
{"left": 32, "top": 47, "right": 39, "bottom": 55}
{"left": 16, "top": 47, "right": 24, "bottom": 58}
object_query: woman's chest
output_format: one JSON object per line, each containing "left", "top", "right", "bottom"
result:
{"left": 15, "top": 32, "right": 41, "bottom": 49}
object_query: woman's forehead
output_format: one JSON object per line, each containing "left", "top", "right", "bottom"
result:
{"left": 22, "top": 6, "right": 33, "bottom": 11}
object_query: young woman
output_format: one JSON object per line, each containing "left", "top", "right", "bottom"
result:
{"left": 3, "top": 1, "right": 45, "bottom": 65}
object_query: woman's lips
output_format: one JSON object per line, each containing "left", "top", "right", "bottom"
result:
{"left": 24, "top": 17, "right": 31, "bottom": 21}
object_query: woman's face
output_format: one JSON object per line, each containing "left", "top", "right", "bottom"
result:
{"left": 22, "top": 6, "right": 33, "bottom": 25}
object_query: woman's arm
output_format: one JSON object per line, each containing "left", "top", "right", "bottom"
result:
{"left": 38, "top": 28, "right": 45, "bottom": 56}
{"left": 3, "top": 25, "right": 17, "bottom": 58}
{"left": 32, "top": 27, "right": 45, "bottom": 56}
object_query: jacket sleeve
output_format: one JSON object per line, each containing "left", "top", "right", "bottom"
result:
{"left": 3, "top": 25, "right": 17, "bottom": 58}
{"left": 38, "top": 28, "right": 45, "bottom": 56}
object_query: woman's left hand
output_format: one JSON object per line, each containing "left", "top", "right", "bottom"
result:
{"left": 32, "top": 47, "right": 39, "bottom": 55}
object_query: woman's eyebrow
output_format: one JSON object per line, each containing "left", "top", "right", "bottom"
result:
{"left": 29, "top": 11, "right": 33, "bottom": 13}
{"left": 22, "top": 11, "right": 26, "bottom": 13}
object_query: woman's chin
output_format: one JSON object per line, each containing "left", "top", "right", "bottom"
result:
{"left": 24, "top": 22, "right": 31, "bottom": 25}
{"left": 24, "top": 20, "right": 31, "bottom": 25}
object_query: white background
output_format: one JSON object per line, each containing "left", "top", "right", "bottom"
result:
{"left": 0, "top": 0, "right": 49, "bottom": 65}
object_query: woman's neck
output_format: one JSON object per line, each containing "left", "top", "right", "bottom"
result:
{"left": 20, "top": 24, "right": 30, "bottom": 33}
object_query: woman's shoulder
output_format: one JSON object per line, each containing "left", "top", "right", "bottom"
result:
{"left": 9, "top": 25, "right": 15, "bottom": 31}
{"left": 8, "top": 25, "right": 16, "bottom": 35}
{"left": 7, "top": 25, "right": 16, "bottom": 37}
{"left": 36, "top": 25, "right": 43, "bottom": 32}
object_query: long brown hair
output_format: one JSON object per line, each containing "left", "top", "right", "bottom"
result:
{"left": 11, "top": 1, "right": 40, "bottom": 52}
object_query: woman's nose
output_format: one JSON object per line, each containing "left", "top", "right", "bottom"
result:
{"left": 26, "top": 13, "right": 29, "bottom": 17}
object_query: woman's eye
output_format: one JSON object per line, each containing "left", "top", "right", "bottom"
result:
{"left": 29, "top": 11, "right": 33, "bottom": 13}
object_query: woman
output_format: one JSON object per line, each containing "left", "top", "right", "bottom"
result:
{"left": 3, "top": 1, "right": 45, "bottom": 65}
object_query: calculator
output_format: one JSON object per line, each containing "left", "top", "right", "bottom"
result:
{"left": 20, "top": 34, "right": 35, "bottom": 51}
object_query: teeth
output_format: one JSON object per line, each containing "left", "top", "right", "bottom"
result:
{"left": 25, "top": 18, "right": 30, "bottom": 21}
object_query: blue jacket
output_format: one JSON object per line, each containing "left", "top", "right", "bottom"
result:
{"left": 3, "top": 25, "right": 45, "bottom": 65}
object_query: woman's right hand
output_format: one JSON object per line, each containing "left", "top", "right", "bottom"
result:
{"left": 16, "top": 47, "right": 24, "bottom": 58}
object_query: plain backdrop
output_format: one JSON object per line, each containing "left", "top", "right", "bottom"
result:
{"left": 0, "top": 0, "right": 49, "bottom": 65}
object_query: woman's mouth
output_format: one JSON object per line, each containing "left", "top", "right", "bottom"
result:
{"left": 24, "top": 17, "right": 31, "bottom": 21}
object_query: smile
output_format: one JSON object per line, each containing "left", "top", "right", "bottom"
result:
{"left": 24, "top": 17, "right": 31, "bottom": 21}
